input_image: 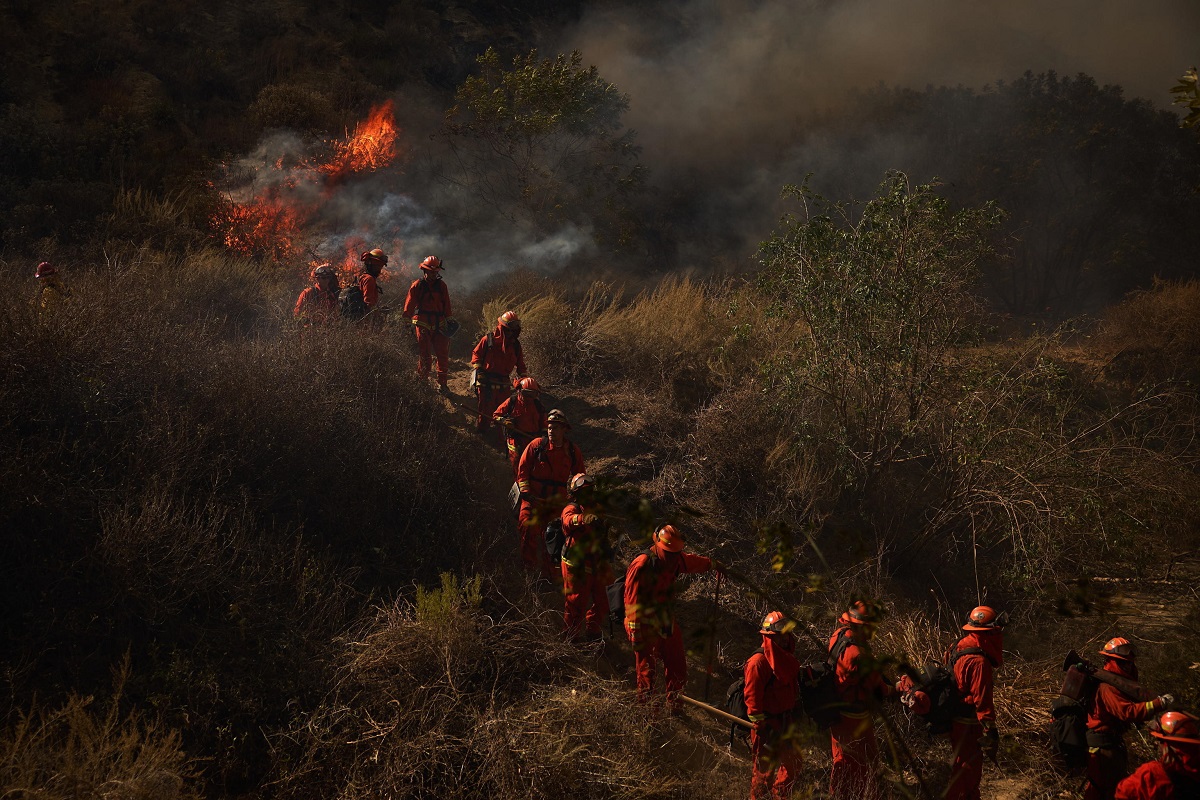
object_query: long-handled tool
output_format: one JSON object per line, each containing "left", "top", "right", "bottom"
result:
{"left": 678, "top": 693, "right": 752, "bottom": 729}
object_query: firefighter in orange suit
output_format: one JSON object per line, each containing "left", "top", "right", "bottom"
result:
{"left": 471, "top": 310, "right": 527, "bottom": 439}
{"left": 358, "top": 249, "right": 387, "bottom": 323}
{"left": 829, "top": 600, "right": 894, "bottom": 800}
{"left": 622, "top": 524, "right": 722, "bottom": 712}
{"left": 494, "top": 377, "right": 547, "bottom": 477}
{"left": 402, "top": 255, "right": 453, "bottom": 391}
{"left": 294, "top": 264, "right": 340, "bottom": 326}
{"left": 1084, "top": 638, "right": 1174, "bottom": 800}
{"left": 945, "top": 606, "right": 1009, "bottom": 800}
{"left": 516, "top": 409, "right": 584, "bottom": 579}
{"left": 34, "top": 261, "right": 71, "bottom": 316}
{"left": 560, "top": 473, "right": 612, "bottom": 641}
{"left": 746, "top": 611, "right": 803, "bottom": 800}
{"left": 1115, "top": 712, "right": 1200, "bottom": 799}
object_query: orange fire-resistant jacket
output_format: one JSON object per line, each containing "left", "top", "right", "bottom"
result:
{"left": 516, "top": 436, "right": 584, "bottom": 503}
{"left": 1115, "top": 750, "right": 1200, "bottom": 800}
{"left": 358, "top": 272, "right": 380, "bottom": 310}
{"left": 745, "top": 636, "right": 801, "bottom": 722}
{"left": 1087, "top": 659, "right": 1159, "bottom": 742}
{"left": 560, "top": 502, "right": 611, "bottom": 575}
{"left": 293, "top": 285, "right": 339, "bottom": 324}
{"left": 831, "top": 622, "right": 894, "bottom": 712}
{"left": 950, "top": 632, "right": 1001, "bottom": 724}
{"left": 403, "top": 276, "right": 451, "bottom": 331}
{"left": 471, "top": 325, "right": 527, "bottom": 383}
{"left": 623, "top": 548, "right": 713, "bottom": 640}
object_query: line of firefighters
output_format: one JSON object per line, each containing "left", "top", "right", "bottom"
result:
{"left": 291, "top": 250, "right": 1198, "bottom": 800}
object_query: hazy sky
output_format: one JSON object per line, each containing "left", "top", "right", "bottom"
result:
{"left": 556, "top": 0, "right": 1200, "bottom": 172}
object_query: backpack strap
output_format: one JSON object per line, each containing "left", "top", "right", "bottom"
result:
{"left": 948, "top": 646, "right": 993, "bottom": 669}
{"left": 828, "top": 626, "right": 854, "bottom": 665}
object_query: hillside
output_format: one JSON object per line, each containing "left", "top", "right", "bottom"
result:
{"left": 3, "top": 2, "right": 1200, "bottom": 799}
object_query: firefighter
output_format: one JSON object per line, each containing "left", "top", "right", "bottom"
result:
{"left": 294, "top": 264, "right": 340, "bottom": 326}
{"left": 828, "top": 600, "right": 895, "bottom": 800}
{"left": 745, "top": 611, "right": 803, "bottom": 800}
{"left": 471, "top": 310, "right": 527, "bottom": 442}
{"left": 946, "top": 606, "right": 1008, "bottom": 800}
{"left": 358, "top": 248, "right": 387, "bottom": 323}
{"left": 403, "top": 255, "right": 453, "bottom": 392}
{"left": 494, "top": 377, "right": 547, "bottom": 477}
{"left": 622, "top": 524, "right": 723, "bottom": 713}
{"left": 34, "top": 261, "right": 71, "bottom": 316}
{"left": 516, "top": 409, "right": 584, "bottom": 580}
{"left": 560, "top": 473, "right": 612, "bottom": 641}
{"left": 1115, "top": 711, "right": 1200, "bottom": 799}
{"left": 1084, "top": 638, "right": 1175, "bottom": 800}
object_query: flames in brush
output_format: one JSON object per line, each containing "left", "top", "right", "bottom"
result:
{"left": 211, "top": 102, "right": 401, "bottom": 263}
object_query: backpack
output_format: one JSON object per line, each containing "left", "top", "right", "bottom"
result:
{"left": 1049, "top": 663, "right": 1097, "bottom": 771}
{"left": 797, "top": 628, "right": 855, "bottom": 730}
{"left": 605, "top": 573, "right": 626, "bottom": 635}
{"left": 912, "top": 647, "right": 989, "bottom": 736}
{"left": 725, "top": 648, "right": 771, "bottom": 747}
{"left": 1049, "top": 695, "right": 1090, "bottom": 770}
{"left": 544, "top": 518, "right": 565, "bottom": 564}
{"left": 339, "top": 283, "right": 368, "bottom": 320}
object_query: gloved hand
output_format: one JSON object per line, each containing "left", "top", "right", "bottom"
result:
{"left": 581, "top": 513, "right": 598, "bottom": 525}
{"left": 470, "top": 368, "right": 478, "bottom": 389}
{"left": 711, "top": 559, "right": 727, "bottom": 579}
{"left": 979, "top": 725, "right": 999, "bottom": 765}
{"left": 1156, "top": 694, "right": 1175, "bottom": 711}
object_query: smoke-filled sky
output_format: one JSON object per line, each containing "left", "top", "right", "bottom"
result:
{"left": 555, "top": 0, "right": 1199, "bottom": 175}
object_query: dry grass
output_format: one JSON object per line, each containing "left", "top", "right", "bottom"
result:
{"left": 1099, "top": 279, "right": 1200, "bottom": 386}
{"left": 0, "top": 663, "right": 200, "bottom": 800}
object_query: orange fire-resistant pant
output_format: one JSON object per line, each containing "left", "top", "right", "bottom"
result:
{"left": 518, "top": 500, "right": 561, "bottom": 580}
{"left": 561, "top": 562, "right": 610, "bottom": 638}
{"left": 630, "top": 623, "right": 687, "bottom": 708}
{"left": 829, "top": 712, "right": 882, "bottom": 800}
{"left": 750, "top": 718, "right": 803, "bottom": 800}
{"left": 946, "top": 719, "right": 985, "bottom": 800}
{"left": 415, "top": 327, "right": 449, "bottom": 386}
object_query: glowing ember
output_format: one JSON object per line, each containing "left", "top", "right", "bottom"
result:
{"left": 321, "top": 101, "right": 399, "bottom": 182}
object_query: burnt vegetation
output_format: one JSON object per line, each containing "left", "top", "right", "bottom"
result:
{"left": 2, "top": 2, "right": 1200, "bottom": 799}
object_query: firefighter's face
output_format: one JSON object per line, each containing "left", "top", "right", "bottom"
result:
{"left": 547, "top": 421, "right": 567, "bottom": 444}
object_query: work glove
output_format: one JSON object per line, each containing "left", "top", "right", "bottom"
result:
{"left": 469, "top": 368, "right": 478, "bottom": 389}
{"left": 1155, "top": 694, "right": 1175, "bottom": 711}
{"left": 979, "top": 725, "right": 999, "bottom": 765}
{"left": 711, "top": 559, "right": 727, "bottom": 579}
{"left": 580, "top": 513, "right": 598, "bottom": 525}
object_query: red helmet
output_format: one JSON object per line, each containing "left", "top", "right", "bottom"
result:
{"left": 517, "top": 377, "right": 541, "bottom": 395}
{"left": 963, "top": 606, "right": 1008, "bottom": 631}
{"left": 568, "top": 473, "right": 593, "bottom": 495}
{"left": 761, "top": 611, "right": 792, "bottom": 635}
{"left": 1151, "top": 711, "right": 1200, "bottom": 744}
{"left": 546, "top": 408, "right": 570, "bottom": 428}
{"left": 653, "top": 524, "right": 685, "bottom": 553}
{"left": 1099, "top": 637, "right": 1137, "bottom": 662}
{"left": 497, "top": 310, "right": 521, "bottom": 330}
{"left": 360, "top": 248, "right": 388, "bottom": 265}
{"left": 420, "top": 255, "right": 443, "bottom": 271}
{"left": 846, "top": 600, "right": 881, "bottom": 626}
{"left": 312, "top": 263, "right": 336, "bottom": 280}
{"left": 35, "top": 261, "right": 57, "bottom": 278}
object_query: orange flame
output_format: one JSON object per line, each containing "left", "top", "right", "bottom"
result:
{"left": 213, "top": 190, "right": 308, "bottom": 263}
{"left": 321, "top": 101, "right": 399, "bottom": 182}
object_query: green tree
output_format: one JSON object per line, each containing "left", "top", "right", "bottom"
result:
{"left": 442, "top": 48, "right": 644, "bottom": 248}
{"left": 1171, "top": 67, "right": 1200, "bottom": 129}
{"left": 758, "top": 172, "right": 1002, "bottom": 495}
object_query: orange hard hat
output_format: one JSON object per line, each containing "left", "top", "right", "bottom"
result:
{"left": 35, "top": 261, "right": 56, "bottom": 278}
{"left": 517, "top": 377, "right": 541, "bottom": 395}
{"left": 1151, "top": 711, "right": 1200, "bottom": 744}
{"left": 498, "top": 310, "right": 521, "bottom": 330}
{"left": 361, "top": 248, "right": 388, "bottom": 264}
{"left": 312, "top": 263, "right": 336, "bottom": 280}
{"left": 760, "top": 610, "right": 792, "bottom": 635}
{"left": 653, "top": 524, "right": 685, "bottom": 553}
{"left": 420, "top": 255, "right": 443, "bottom": 271}
{"left": 846, "top": 600, "right": 881, "bottom": 625}
{"left": 963, "top": 606, "right": 1008, "bottom": 631}
{"left": 1099, "top": 637, "right": 1137, "bottom": 662}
